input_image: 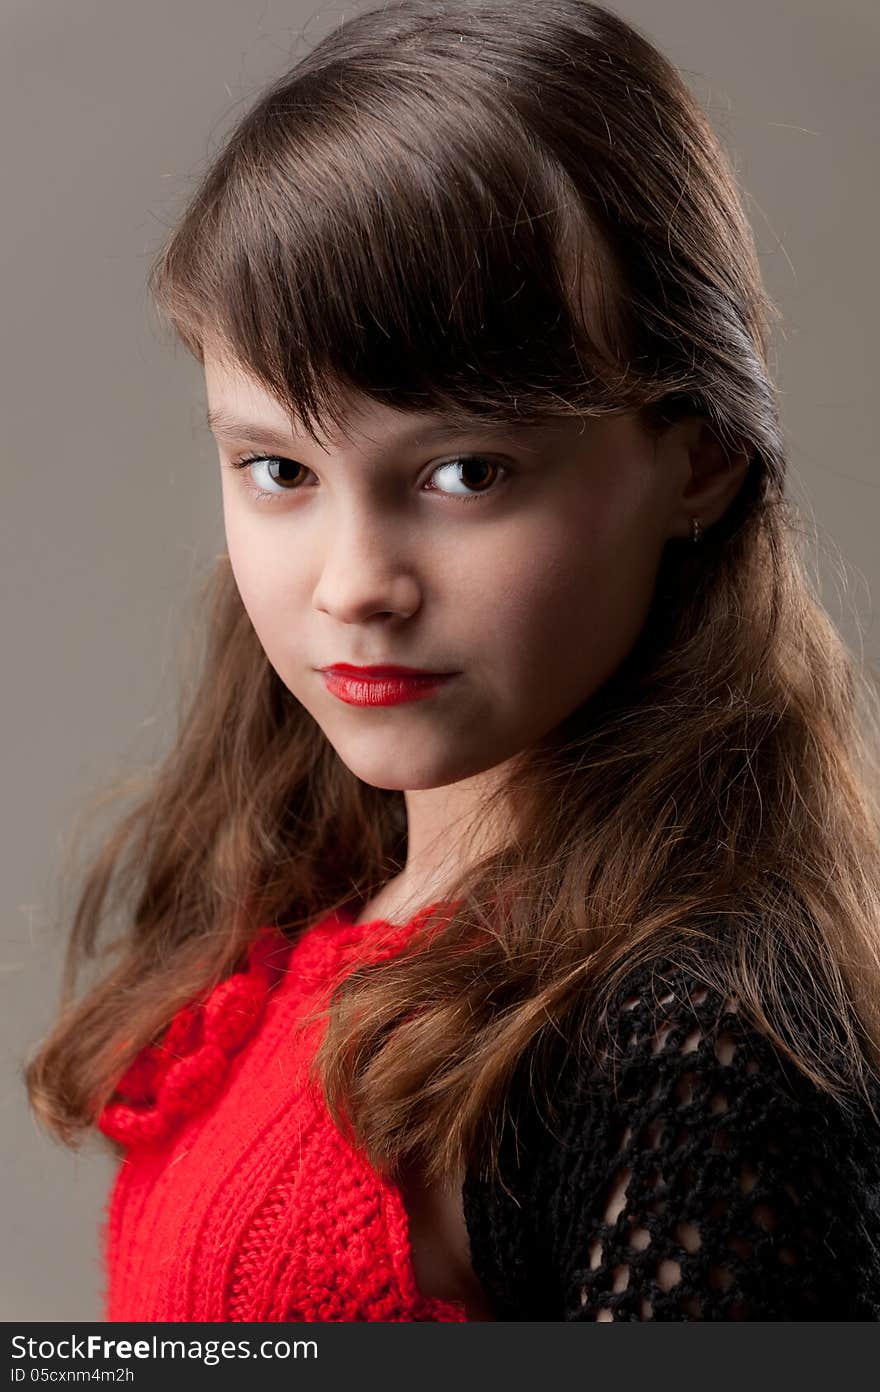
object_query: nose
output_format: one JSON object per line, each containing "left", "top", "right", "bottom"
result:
{"left": 311, "top": 510, "right": 422, "bottom": 624}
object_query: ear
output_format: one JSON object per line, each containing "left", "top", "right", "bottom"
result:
{"left": 662, "top": 417, "right": 752, "bottom": 541}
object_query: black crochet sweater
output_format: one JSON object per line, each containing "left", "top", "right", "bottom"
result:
{"left": 462, "top": 954, "right": 880, "bottom": 1320}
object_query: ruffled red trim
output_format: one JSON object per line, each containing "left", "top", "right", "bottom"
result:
{"left": 96, "top": 927, "right": 292, "bottom": 1148}
{"left": 96, "top": 901, "right": 457, "bottom": 1150}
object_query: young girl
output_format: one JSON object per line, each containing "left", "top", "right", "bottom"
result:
{"left": 25, "top": 0, "right": 880, "bottom": 1321}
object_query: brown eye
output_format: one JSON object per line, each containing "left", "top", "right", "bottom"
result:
{"left": 429, "top": 455, "right": 508, "bottom": 501}
{"left": 254, "top": 457, "right": 309, "bottom": 489}
{"left": 264, "top": 456, "right": 309, "bottom": 489}
{"left": 230, "top": 454, "right": 312, "bottom": 503}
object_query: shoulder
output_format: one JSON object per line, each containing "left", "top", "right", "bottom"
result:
{"left": 568, "top": 951, "right": 804, "bottom": 1118}
{"left": 465, "top": 953, "right": 880, "bottom": 1320}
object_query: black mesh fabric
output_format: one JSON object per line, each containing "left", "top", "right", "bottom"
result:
{"left": 463, "top": 956, "right": 880, "bottom": 1320}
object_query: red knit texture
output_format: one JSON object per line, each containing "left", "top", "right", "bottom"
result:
{"left": 97, "top": 903, "right": 467, "bottom": 1322}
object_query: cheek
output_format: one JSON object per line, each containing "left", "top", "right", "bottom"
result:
{"left": 222, "top": 505, "right": 298, "bottom": 660}
{"left": 482, "top": 501, "right": 663, "bottom": 688}
{"left": 223, "top": 508, "right": 262, "bottom": 611}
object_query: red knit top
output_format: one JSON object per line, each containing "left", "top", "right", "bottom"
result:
{"left": 97, "top": 903, "right": 468, "bottom": 1322}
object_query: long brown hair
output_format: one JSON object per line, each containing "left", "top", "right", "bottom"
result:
{"left": 25, "top": 0, "right": 880, "bottom": 1188}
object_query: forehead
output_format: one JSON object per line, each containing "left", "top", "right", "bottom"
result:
{"left": 205, "top": 352, "right": 462, "bottom": 446}
{"left": 204, "top": 352, "right": 329, "bottom": 442}
{"left": 202, "top": 350, "right": 578, "bottom": 453}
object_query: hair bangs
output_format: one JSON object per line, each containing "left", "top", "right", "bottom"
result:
{"left": 149, "top": 61, "right": 646, "bottom": 444}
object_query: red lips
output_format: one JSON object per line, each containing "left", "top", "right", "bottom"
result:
{"left": 319, "top": 665, "right": 458, "bottom": 707}
{"left": 322, "top": 664, "right": 451, "bottom": 677}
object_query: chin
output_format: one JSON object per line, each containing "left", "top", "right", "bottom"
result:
{"left": 332, "top": 746, "right": 483, "bottom": 793}
{"left": 347, "top": 762, "right": 454, "bottom": 793}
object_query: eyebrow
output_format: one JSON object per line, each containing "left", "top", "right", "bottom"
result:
{"left": 204, "top": 406, "right": 534, "bottom": 451}
{"left": 205, "top": 408, "right": 301, "bottom": 451}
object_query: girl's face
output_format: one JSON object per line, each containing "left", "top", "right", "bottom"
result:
{"left": 205, "top": 353, "right": 697, "bottom": 792}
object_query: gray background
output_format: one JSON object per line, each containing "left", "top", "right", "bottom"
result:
{"left": 2, "top": 0, "right": 878, "bottom": 1320}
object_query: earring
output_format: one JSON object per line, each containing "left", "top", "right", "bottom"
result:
{"left": 691, "top": 516, "right": 702, "bottom": 544}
